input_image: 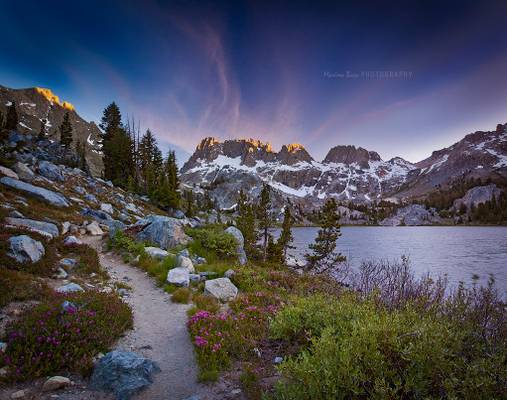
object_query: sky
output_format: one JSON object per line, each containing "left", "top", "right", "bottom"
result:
{"left": 1, "top": 0, "right": 507, "bottom": 164}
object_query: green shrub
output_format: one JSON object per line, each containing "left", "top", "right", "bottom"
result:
{"left": 270, "top": 295, "right": 507, "bottom": 399}
{"left": 171, "top": 288, "right": 191, "bottom": 303}
{"left": 1, "top": 291, "right": 133, "bottom": 381}
{"left": 189, "top": 294, "right": 220, "bottom": 315}
{"left": 187, "top": 226, "right": 237, "bottom": 260}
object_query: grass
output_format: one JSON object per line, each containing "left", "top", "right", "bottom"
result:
{"left": 0, "top": 268, "right": 53, "bottom": 307}
{"left": 171, "top": 287, "right": 191, "bottom": 303}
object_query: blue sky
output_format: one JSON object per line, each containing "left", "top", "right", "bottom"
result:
{"left": 1, "top": 0, "right": 506, "bottom": 163}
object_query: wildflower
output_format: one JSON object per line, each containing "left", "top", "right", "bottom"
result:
{"left": 194, "top": 336, "right": 208, "bottom": 347}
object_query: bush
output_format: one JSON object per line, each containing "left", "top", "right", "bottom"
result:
{"left": 270, "top": 295, "right": 507, "bottom": 399}
{"left": 187, "top": 226, "right": 237, "bottom": 260}
{"left": 0, "top": 269, "right": 52, "bottom": 307}
{"left": 172, "top": 288, "right": 191, "bottom": 304}
{"left": 1, "top": 291, "right": 133, "bottom": 381}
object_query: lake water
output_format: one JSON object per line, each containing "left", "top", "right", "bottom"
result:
{"left": 277, "top": 227, "right": 507, "bottom": 293}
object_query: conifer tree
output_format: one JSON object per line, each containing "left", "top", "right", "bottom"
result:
{"left": 185, "top": 190, "right": 194, "bottom": 217}
{"left": 76, "top": 139, "right": 87, "bottom": 171}
{"left": 59, "top": 112, "right": 73, "bottom": 148}
{"left": 257, "top": 183, "right": 273, "bottom": 261}
{"left": 100, "top": 102, "right": 122, "bottom": 181}
{"left": 236, "top": 190, "right": 258, "bottom": 257}
{"left": 277, "top": 205, "right": 295, "bottom": 263}
{"left": 305, "top": 198, "right": 346, "bottom": 272}
{"left": 164, "top": 151, "right": 180, "bottom": 208}
{"left": 38, "top": 119, "right": 47, "bottom": 140}
{"left": 0, "top": 110, "right": 6, "bottom": 130}
{"left": 5, "top": 101, "right": 18, "bottom": 131}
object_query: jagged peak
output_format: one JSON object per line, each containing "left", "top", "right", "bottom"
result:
{"left": 35, "top": 87, "right": 75, "bottom": 111}
{"left": 284, "top": 143, "right": 306, "bottom": 153}
{"left": 196, "top": 136, "right": 221, "bottom": 150}
{"left": 237, "top": 137, "right": 273, "bottom": 152}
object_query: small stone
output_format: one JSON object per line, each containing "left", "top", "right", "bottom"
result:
{"left": 59, "top": 258, "right": 78, "bottom": 269}
{"left": 273, "top": 356, "right": 283, "bottom": 364}
{"left": 86, "top": 221, "right": 104, "bottom": 236}
{"left": 189, "top": 273, "right": 201, "bottom": 282}
{"left": 0, "top": 366, "right": 8, "bottom": 377}
{"left": 55, "top": 267, "right": 68, "bottom": 279}
{"left": 100, "top": 203, "right": 114, "bottom": 214}
{"left": 62, "top": 221, "right": 71, "bottom": 235}
{"left": 57, "top": 283, "right": 84, "bottom": 293}
{"left": 176, "top": 255, "right": 195, "bottom": 273}
{"left": 231, "top": 389, "right": 242, "bottom": 395}
{"left": 12, "top": 162, "right": 35, "bottom": 181}
{"left": 167, "top": 267, "right": 190, "bottom": 287}
{"left": 42, "top": 376, "right": 72, "bottom": 392}
{"left": 178, "top": 248, "right": 190, "bottom": 258}
{"left": 9, "top": 210, "right": 24, "bottom": 218}
{"left": 0, "top": 165, "right": 19, "bottom": 179}
{"left": 224, "top": 269, "right": 235, "bottom": 279}
{"left": 10, "top": 390, "right": 29, "bottom": 399}
{"left": 0, "top": 341, "right": 7, "bottom": 352}
{"left": 144, "top": 246, "right": 169, "bottom": 260}
{"left": 118, "top": 288, "right": 129, "bottom": 297}
{"left": 63, "top": 235, "right": 82, "bottom": 246}
{"left": 62, "top": 301, "right": 77, "bottom": 313}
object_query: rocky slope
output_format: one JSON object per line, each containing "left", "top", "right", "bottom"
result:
{"left": 180, "top": 123, "right": 507, "bottom": 212}
{"left": 0, "top": 85, "right": 103, "bottom": 176}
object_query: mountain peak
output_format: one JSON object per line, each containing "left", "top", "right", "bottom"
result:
{"left": 323, "top": 145, "right": 381, "bottom": 168}
{"left": 35, "top": 87, "right": 75, "bottom": 111}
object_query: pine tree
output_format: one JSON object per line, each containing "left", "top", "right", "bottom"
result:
{"left": 266, "top": 234, "right": 282, "bottom": 263}
{"left": 236, "top": 190, "right": 258, "bottom": 258}
{"left": 0, "top": 110, "right": 5, "bottom": 130}
{"left": 59, "top": 112, "right": 73, "bottom": 148}
{"left": 164, "top": 151, "right": 180, "bottom": 208}
{"left": 38, "top": 119, "right": 47, "bottom": 140}
{"left": 100, "top": 102, "right": 123, "bottom": 181}
{"left": 277, "top": 205, "right": 295, "bottom": 263}
{"left": 257, "top": 183, "right": 273, "bottom": 261}
{"left": 76, "top": 139, "right": 87, "bottom": 171}
{"left": 185, "top": 190, "right": 194, "bottom": 217}
{"left": 304, "top": 198, "right": 346, "bottom": 273}
{"left": 5, "top": 101, "right": 18, "bottom": 131}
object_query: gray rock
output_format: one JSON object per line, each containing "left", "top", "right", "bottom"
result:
{"left": 178, "top": 248, "right": 190, "bottom": 258}
{"left": 173, "top": 209, "right": 186, "bottom": 219}
{"left": 10, "top": 389, "right": 30, "bottom": 399}
{"left": 193, "top": 256, "right": 207, "bottom": 265}
{"left": 60, "top": 258, "right": 78, "bottom": 269}
{"left": 42, "top": 376, "right": 72, "bottom": 392}
{"left": 5, "top": 217, "right": 59, "bottom": 239}
{"left": 91, "top": 350, "right": 159, "bottom": 400}
{"left": 189, "top": 273, "right": 201, "bottom": 282}
{"left": 273, "top": 356, "right": 283, "bottom": 364}
{"left": 167, "top": 267, "right": 190, "bottom": 287}
{"left": 144, "top": 246, "right": 169, "bottom": 260}
{"left": 225, "top": 226, "right": 247, "bottom": 265}
{"left": 176, "top": 255, "right": 195, "bottom": 273}
{"left": 9, "top": 210, "right": 24, "bottom": 218}
{"left": 62, "top": 221, "right": 71, "bottom": 235}
{"left": 199, "top": 271, "right": 219, "bottom": 278}
{"left": 81, "top": 207, "right": 112, "bottom": 223}
{"left": 86, "top": 221, "right": 104, "bottom": 236}
{"left": 57, "top": 283, "right": 84, "bottom": 293}
{"left": 8, "top": 235, "right": 45, "bottom": 263}
{"left": 380, "top": 204, "right": 442, "bottom": 226}
{"left": 204, "top": 278, "right": 238, "bottom": 302}
{"left": 452, "top": 184, "right": 502, "bottom": 211}
{"left": 12, "top": 162, "right": 35, "bottom": 181}
{"left": 62, "top": 301, "right": 77, "bottom": 312}
{"left": 0, "top": 177, "right": 69, "bottom": 207}
{"left": 224, "top": 269, "right": 235, "bottom": 279}
{"left": 63, "top": 235, "right": 82, "bottom": 246}
{"left": 84, "top": 193, "right": 99, "bottom": 204}
{"left": 55, "top": 267, "right": 68, "bottom": 279}
{"left": 74, "top": 186, "right": 86, "bottom": 195}
{"left": 0, "top": 342, "right": 7, "bottom": 352}
{"left": 135, "top": 215, "right": 190, "bottom": 250}
{"left": 38, "top": 161, "right": 64, "bottom": 182}
{"left": 0, "top": 165, "right": 19, "bottom": 179}
{"left": 101, "top": 203, "right": 114, "bottom": 214}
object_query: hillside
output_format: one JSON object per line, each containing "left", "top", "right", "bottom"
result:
{"left": 0, "top": 86, "right": 104, "bottom": 176}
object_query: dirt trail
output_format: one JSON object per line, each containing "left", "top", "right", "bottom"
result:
{"left": 84, "top": 236, "right": 204, "bottom": 400}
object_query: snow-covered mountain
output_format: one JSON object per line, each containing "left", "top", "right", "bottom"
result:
{"left": 0, "top": 85, "right": 104, "bottom": 176}
{"left": 181, "top": 137, "right": 416, "bottom": 208}
{"left": 181, "top": 123, "right": 507, "bottom": 209}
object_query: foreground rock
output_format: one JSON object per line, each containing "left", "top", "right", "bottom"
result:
{"left": 204, "top": 278, "right": 238, "bottom": 302}
{"left": 135, "top": 215, "right": 190, "bottom": 250}
{"left": 176, "top": 254, "right": 195, "bottom": 273}
{"left": 42, "top": 376, "right": 72, "bottom": 392}
{"left": 144, "top": 246, "right": 169, "bottom": 260}
{"left": 91, "top": 350, "right": 160, "bottom": 400}
{"left": 4, "top": 217, "right": 59, "bottom": 239}
{"left": 8, "top": 235, "right": 45, "bottom": 263}
{"left": 12, "top": 162, "right": 35, "bottom": 181}
{"left": 225, "top": 226, "right": 247, "bottom": 265}
{"left": 38, "top": 160, "right": 64, "bottom": 182}
{"left": 0, "top": 176, "right": 69, "bottom": 207}
{"left": 167, "top": 267, "right": 190, "bottom": 287}
{"left": 0, "top": 165, "right": 18, "bottom": 179}
{"left": 56, "top": 283, "right": 84, "bottom": 293}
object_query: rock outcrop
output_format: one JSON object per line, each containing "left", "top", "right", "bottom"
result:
{"left": 0, "top": 177, "right": 69, "bottom": 207}
{"left": 134, "top": 215, "right": 190, "bottom": 250}
{"left": 7, "top": 235, "right": 45, "bottom": 263}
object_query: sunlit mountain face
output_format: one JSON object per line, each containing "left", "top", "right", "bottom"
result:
{"left": 1, "top": 0, "right": 507, "bottom": 165}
